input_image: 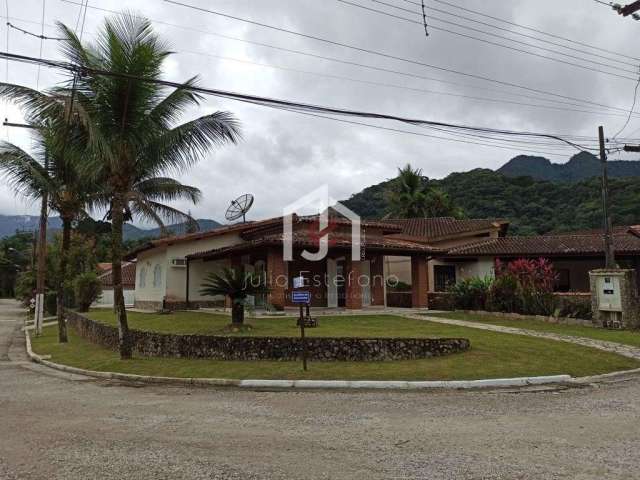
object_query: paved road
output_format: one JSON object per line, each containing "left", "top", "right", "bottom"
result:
{"left": 1, "top": 299, "right": 640, "bottom": 479}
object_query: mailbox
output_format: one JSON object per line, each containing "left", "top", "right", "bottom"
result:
{"left": 596, "top": 276, "right": 622, "bottom": 312}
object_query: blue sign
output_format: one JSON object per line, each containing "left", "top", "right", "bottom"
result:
{"left": 292, "top": 291, "right": 311, "bottom": 304}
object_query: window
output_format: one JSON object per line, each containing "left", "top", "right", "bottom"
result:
{"left": 153, "top": 264, "right": 162, "bottom": 288}
{"left": 434, "top": 265, "right": 456, "bottom": 292}
{"left": 138, "top": 267, "right": 147, "bottom": 288}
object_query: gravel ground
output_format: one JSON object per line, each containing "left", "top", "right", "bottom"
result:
{"left": 1, "top": 299, "right": 640, "bottom": 479}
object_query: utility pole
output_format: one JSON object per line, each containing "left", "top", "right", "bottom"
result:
{"left": 598, "top": 126, "right": 616, "bottom": 269}
{"left": 4, "top": 120, "right": 47, "bottom": 333}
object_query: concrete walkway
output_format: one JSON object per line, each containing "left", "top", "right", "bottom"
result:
{"left": 411, "top": 314, "right": 640, "bottom": 361}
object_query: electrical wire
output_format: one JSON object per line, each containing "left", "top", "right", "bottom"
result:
{"left": 0, "top": 50, "right": 601, "bottom": 153}
{"left": 374, "top": 0, "right": 639, "bottom": 68}
{"left": 61, "top": 0, "right": 640, "bottom": 117}
{"left": 420, "top": 0, "right": 428, "bottom": 36}
{"left": 179, "top": 49, "right": 635, "bottom": 118}
{"left": 6, "top": 21, "right": 62, "bottom": 41}
{"left": 35, "top": 0, "right": 46, "bottom": 90}
{"left": 613, "top": 65, "right": 640, "bottom": 138}
{"left": 162, "top": 0, "right": 640, "bottom": 113}
{"left": 336, "top": 0, "right": 639, "bottom": 81}
{"left": 4, "top": 0, "right": 10, "bottom": 140}
{"left": 399, "top": 0, "right": 639, "bottom": 62}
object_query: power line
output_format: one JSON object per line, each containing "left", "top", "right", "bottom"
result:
{"left": 162, "top": 0, "right": 640, "bottom": 113}
{"left": 0, "top": 50, "right": 601, "bottom": 152}
{"left": 374, "top": 0, "right": 639, "bottom": 69}
{"left": 404, "top": 0, "right": 640, "bottom": 63}
{"left": 179, "top": 49, "right": 635, "bottom": 118}
{"left": 420, "top": 0, "right": 428, "bottom": 37}
{"left": 6, "top": 20, "right": 63, "bottom": 41}
{"left": 613, "top": 65, "right": 640, "bottom": 138}
{"left": 63, "top": 0, "right": 640, "bottom": 117}
{"left": 336, "top": 0, "right": 639, "bottom": 81}
{"left": 35, "top": 0, "right": 46, "bottom": 90}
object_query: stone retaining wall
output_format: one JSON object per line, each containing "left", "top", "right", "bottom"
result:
{"left": 456, "top": 310, "right": 596, "bottom": 328}
{"left": 133, "top": 300, "right": 224, "bottom": 312}
{"left": 66, "top": 311, "right": 470, "bottom": 362}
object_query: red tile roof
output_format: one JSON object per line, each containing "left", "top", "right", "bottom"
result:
{"left": 386, "top": 217, "right": 508, "bottom": 241}
{"left": 99, "top": 262, "right": 136, "bottom": 288}
{"left": 446, "top": 227, "right": 640, "bottom": 257}
{"left": 187, "top": 231, "right": 440, "bottom": 261}
{"left": 97, "top": 262, "right": 112, "bottom": 273}
{"left": 125, "top": 216, "right": 291, "bottom": 259}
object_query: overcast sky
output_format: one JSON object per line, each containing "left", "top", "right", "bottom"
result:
{"left": 1, "top": 0, "right": 639, "bottom": 225}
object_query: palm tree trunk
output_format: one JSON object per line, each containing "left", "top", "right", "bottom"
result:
{"left": 55, "top": 216, "right": 71, "bottom": 343}
{"left": 111, "top": 194, "right": 132, "bottom": 359}
{"left": 231, "top": 300, "right": 244, "bottom": 325}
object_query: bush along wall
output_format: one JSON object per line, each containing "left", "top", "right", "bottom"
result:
{"left": 65, "top": 311, "right": 471, "bottom": 362}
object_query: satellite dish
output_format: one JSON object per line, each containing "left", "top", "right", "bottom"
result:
{"left": 225, "top": 194, "right": 254, "bottom": 223}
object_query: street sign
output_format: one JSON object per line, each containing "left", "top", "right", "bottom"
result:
{"left": 293, "top": 276, "right": 305, "bottom": 289}
{"left": 292, "top": 290, "right": 311, "bottom": 304}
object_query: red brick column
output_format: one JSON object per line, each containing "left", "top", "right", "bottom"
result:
{"left": 345, "top": 258, "right": 363, "bottom": 310}
{"left": 267, "top": 247, "right": 287, "bottom": 310}
{"left": 369, "top": 255, "right": 385, "bottom": 306}
{"left": 411, "top": 255, "right": 429, "bottom": 308}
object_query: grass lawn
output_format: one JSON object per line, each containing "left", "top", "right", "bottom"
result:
{"left": 30, "top": 312, "right": 640, "bottom": 381}
{"left": 426, "top": 312, "right": 640, "bottom": 348}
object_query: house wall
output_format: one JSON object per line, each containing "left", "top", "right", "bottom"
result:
{"left": 135, "top": 247, "right": 168, "bottom": 304}
{"left": 549, "top": 258, "right": 604, "bottom": 292}
{"left": 187, "top": 258, "right": 230, "bottom": 302}
{"left": 164, "top": 232, "right": 243, "bottom": 300}
{"left": 94, "top": 288, "right": 135, "bottom": 307}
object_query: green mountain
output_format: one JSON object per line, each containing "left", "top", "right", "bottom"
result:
{"left": 341, "top": 168, "right": 640, "bottom": 235}
{"left": 497, "top": 151, "right": 640, "bottom": 182}
{"left": 0, "top": 215, "right": 221, "bottom": 240}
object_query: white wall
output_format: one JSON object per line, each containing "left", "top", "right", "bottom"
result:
{"left": 188, "top": 258, "right": 228, "bottom": 302}
{"left": 132, "top": 231, "right": 244, "bottom": 303}
{"left": 93, "top": 288, "right": 135, "bottom": 307}
{"left": 135, "top": 248, "right": 167, "bottom": 303}
{"left": 164, "top": 233, "right": 243, "bottom": 300}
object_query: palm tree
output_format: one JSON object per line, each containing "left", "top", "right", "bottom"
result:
{"left": 56, "top": 13, "right": 241, "bottom": 358}
{"left": 200, "top": 268, "right": 268, "bottom": 326}
{"left": 0, "top": 86, "right": 91, "bottom": 343}
{"left": 387, "top": 164, "right": 464, "bottom": 219}
{"left": 387, "top": 164, "right": 429, "bottom": 218}
{"left": 424, "top": 188, "right": 464, "bottom": 219}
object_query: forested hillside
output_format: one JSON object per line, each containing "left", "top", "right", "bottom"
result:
{"left": 341, "top": 168, "right": 640, "bottom": 235}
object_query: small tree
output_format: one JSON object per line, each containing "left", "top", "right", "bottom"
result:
{"left": 200, "top": 267, "right": 268, "bottom": 326}
{"left": 74, "top": 272, "right": 102, "bottom": 312}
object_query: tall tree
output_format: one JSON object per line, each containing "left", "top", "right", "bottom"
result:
{"left": 57, "top": 13, "right": 241, "bottom": 358}
{"left": 387, "top": 164, "right": 429, "bottom": 218}
{"left": 0, "top": 86, "right": 91, "bottom": 342}
{"left": 387, "top": 164, "right": 463, "bottom": 219}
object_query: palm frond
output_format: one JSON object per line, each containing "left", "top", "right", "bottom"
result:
{"left": 0, "top": 142, "right": 52, "bottom": 200}
{"left": 142, "top": 112, "right": 241, "bottom": 175}
{"left": 134, "top": 177, "right": 201, "bottom": 204}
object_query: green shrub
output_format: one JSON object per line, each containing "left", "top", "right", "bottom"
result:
{"left": 74, "top": 272, "right": 102, "bottom": 312}
{"left": 45, "top": 291, "right": 57, "bottom": 316}
{"left": 386, "top": 279, "right": 412, "bottom": 292}
{"left": 448, "top": 276, "right": 492, "bottom": 310}
{"left": 558, "top": 298, "right": 593, "bottom": 319}
{"left": 14, "top": 271, "right": 36, "bottom": 305}
{"left": 487, "top": 274, "right": 520, "bottom": 313}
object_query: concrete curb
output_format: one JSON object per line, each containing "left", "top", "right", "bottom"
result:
{"left": 24, "top": 329, "right": 580, "bottom": 390}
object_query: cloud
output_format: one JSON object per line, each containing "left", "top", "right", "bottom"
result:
{"left": 1, "top": 0, "right": 638, "bottom": 225}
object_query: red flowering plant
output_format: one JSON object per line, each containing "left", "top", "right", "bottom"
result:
{"left": 490, "top": 258, "right": 558, "bottom": 315}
